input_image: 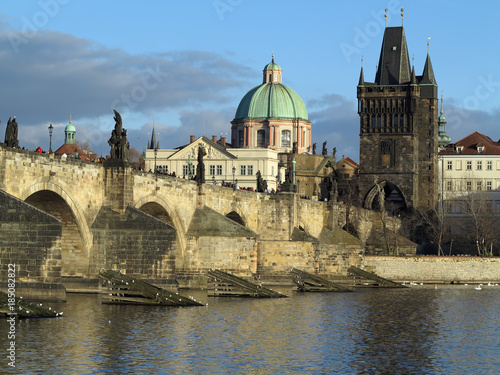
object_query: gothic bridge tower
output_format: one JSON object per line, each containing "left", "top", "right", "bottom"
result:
{"left": 357, "top": 23, "right": 438, "bottom": 213}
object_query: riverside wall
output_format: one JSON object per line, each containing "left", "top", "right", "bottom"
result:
{"left": 364, "top": 255, "right": 500, "bottom": 283}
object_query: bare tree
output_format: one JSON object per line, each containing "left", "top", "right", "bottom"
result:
{"left": 459, "top": 191, "right": 499, "bottom": 256}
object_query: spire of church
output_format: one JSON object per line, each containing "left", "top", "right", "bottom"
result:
{"left": 148, "top": 119, "right": 159, "bottom": 150}
{"left": 438, "top": 93, "right": 451, "bottom": 148}
{"left": 64, "top": 115, "right": 76, "bottom": 145}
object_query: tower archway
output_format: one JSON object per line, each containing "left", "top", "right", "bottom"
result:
{"left": 364, "top": 181, "right": 407, "bottom": 213}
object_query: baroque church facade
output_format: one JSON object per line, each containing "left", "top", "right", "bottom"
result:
{"left": 357, "top": 25, "right": 439, "bottom": 213}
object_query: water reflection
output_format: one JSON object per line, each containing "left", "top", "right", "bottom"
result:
{"left": 1, "top": 286, "right": 499, "bottom": 374}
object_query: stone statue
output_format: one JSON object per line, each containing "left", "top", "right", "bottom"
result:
{"left": 256, "top": 170, "right": 267, "bottom": 192}
{"left": 333, "top": 147, "right": 337, "bottom": 158}
{"left": 292, "top": 141, "right": 298, "bottom": 154}
{"left": 4, "top": 117, "right": 19, "bottom": 148}
{"left": 322, "top": 141, "right": 327, "bottom": 156}
{"left": 108, "top": 109, "right": 129, "bottom": 160}
{"left": 312, "top": 143, "right": 316, "bottom": 155}
{"left": 194, "top": 146, "right": 205, "bottom": 185}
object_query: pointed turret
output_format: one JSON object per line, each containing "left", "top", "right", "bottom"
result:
{"left": 421, "top": 52, "right": 436, "bottom": 85}
{"left": 410, "top": 65, "right": 416, "bottom": 84}
{"left": 374, "top": 27, "right": 411, "bottom": 85}
{"left": 358, "top": 66, "right": 364, "bottom": 85}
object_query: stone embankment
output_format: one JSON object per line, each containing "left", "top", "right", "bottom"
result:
{"left": 364, "top": 255, "right": 500, "bottom": 284}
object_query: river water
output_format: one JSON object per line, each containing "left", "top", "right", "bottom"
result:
{"left": 1, "top": 285, "right": 499, "bottom": 374}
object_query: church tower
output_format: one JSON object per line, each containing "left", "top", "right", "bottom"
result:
{"left": 357, "top": 17, "right": 438, "bottom": 212}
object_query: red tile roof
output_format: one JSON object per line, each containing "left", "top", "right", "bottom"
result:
{"left": 439, "top": 131, "right": 500, "bottom": 155}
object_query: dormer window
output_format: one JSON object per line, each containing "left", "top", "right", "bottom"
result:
{"left": 477, "top": 146, "right": 484, "bottom": 154}
{"left": 457, "top": 146, "right": 463, "bottom": 154}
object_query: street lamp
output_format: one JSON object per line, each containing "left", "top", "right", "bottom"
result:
{"left": 48, "top": 123, "right": 53, "bottom": 154}
{"left": 232, "top": 166, "right": 236, "bottom": 190}
{"left": 154, "top": 146, "right": 158, "bottom": 175}
{"left": 187, "top": 155, "right": 193, "bottom": 180}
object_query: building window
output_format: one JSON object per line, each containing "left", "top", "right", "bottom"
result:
{"left": 446, "top": 181, "right": 452, "bottom": 191}
{"left": 209, "top": 165, "right": 215, "bottom": 176}
{"left": 466, "top": 161, "right": 472, "bottom": 170}
{"left": 477, "top": 181, "right": 482, "bottom": 191}
{"left": 247, "top": 165, "right": 253, "bottom": 175}
{"left": 217, "top": 165, "right": 222, "bottom": 175}
{"left": 466, "top": 181, "right": 472, "bottom": 191}
{"left": 477, "top": 161, "right": 482, "bottom": 170}
{"left": 238, "top": 130, "right": 244, "bottom": 147}
{"left": 487, "top": 181, "right": 492, "bottom": 191}
{"left": 281, "top": 130, "right": 291, "bottom": 147}
{"left": 257, "top": 129, "right": 266, "bottom": 147}
{"left": 487, "top": 161, "right": 493, "bottom": 170}
{"left": 240, "top": 165, "right": 246, "bottom": 175}
{"left": 447, "top": 161, "right": 453, "bottom": 170}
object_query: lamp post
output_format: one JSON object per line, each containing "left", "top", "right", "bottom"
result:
{"left": 154, "top": 146, "right": 158, "bottom": 175}
{"left": 48, "top": 123, "right": 53, "bottom": 154}
{"left": 232, "top": 166, "right": 236, "bottom": 190}
{"left": 187, "top": 155, "right": 192, "bottom": 180}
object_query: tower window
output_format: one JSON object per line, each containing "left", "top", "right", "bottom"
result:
{"left": 257, "top": 129, "right": 266, "bottom": 147}
{"left": 281, "top": 130, "right": 291, "bottom": 147}
{"left": 238, "top": 130, "right": 244, "bottom": 147}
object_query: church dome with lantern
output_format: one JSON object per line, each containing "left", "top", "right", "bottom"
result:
{"left": 231, "top": 56, "right": 312, "bottom": 153}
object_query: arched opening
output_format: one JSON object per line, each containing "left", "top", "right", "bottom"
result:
{"left": 364, "top": 181, "right": 407, "bottom": 213}
{"left": 139, "top": 202, "right": 175, "bottom": 227}
{"left": 342, "top": 223, "right": 359, "bottom": 238}
{"left": 25, "top": 190, "right": 87, "bottom": 276}
{"left": 226, "top": 211, "right": 245, "bottom": 226}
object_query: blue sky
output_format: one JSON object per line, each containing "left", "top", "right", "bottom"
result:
{"left": 1, "top": 0, "right": 500, "bottom": 160}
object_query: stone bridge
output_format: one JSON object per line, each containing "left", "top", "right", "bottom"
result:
{"left": 0, "top": 147, "right": 379, "bottom": 287}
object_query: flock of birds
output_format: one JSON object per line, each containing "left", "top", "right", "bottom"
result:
{"left": 403, "top": 282, "right": 499, "bottom": 290}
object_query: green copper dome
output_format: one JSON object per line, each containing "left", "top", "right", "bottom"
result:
{"left": 234, "top": 83, "right": 309, "bottom": 122}
{"left": 65, "top": 122, "right": 76, "bottom": 133}
{"left": 263, "top": 61, "right": 281, "bottom": 71}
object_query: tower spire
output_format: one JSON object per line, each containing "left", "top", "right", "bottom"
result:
{"left": 385, "top": 8, "right": 388, "bottom": 27}
{"left": 401, "top": 8, "right": 404, "bottom": 26}
{"left": 438, "top": 92, "right": 451, "bottom": 148}
{"left": 359, "top": 56, "right": 365, "bottom": 85}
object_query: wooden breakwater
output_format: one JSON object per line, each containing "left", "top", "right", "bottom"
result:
{"left": 0, "top": 291, "right": 62, "bottom": 318}
{"left": 291, "top": 268, "right": 353, "bottom": 292}
{"left": 207, "top": 269, "right": 287, "bottom": 298}
{"left": 348, "top": 266, "right": 407, "bottom": 288}
{"left": 99, "top": 270, "right": 204, "bottom": 306}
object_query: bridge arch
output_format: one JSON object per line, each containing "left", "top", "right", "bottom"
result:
{"left": 224, "top": 204, "right": 248, "bottom": 228}
{"left": 21, "top": 181, "right": 93, "bottom": 276}
{"left": 134, "top": 195, "right": 187, "bottom": 265}
{"left": 364, "top": 180, "right": 407, "bottom": 213}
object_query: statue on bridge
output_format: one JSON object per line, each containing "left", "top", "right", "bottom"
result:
{"left": 108, "top": 109, "right": 130, "bottom": 160}
{"left": 256, "top": 170, "right": 267, "bottom": 192}
{"left": 312, "top": 143, "right": 316, "bottom": 155}
{"left": 4, "top": 117, "right": 19, "bottom": 148}
{"left": 194, "top": 146, "right": 205, "bottom": 185}
{"left": 322, "top": 141, "right": 327, "bottom": 157}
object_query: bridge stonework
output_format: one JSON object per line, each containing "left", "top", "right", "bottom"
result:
{"left": 0, "top": 147, "right": 376, "bottom": 287}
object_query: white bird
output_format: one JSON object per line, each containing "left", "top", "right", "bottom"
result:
{"left": 475, "top": 285, "right": 482, "bottom": 291}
